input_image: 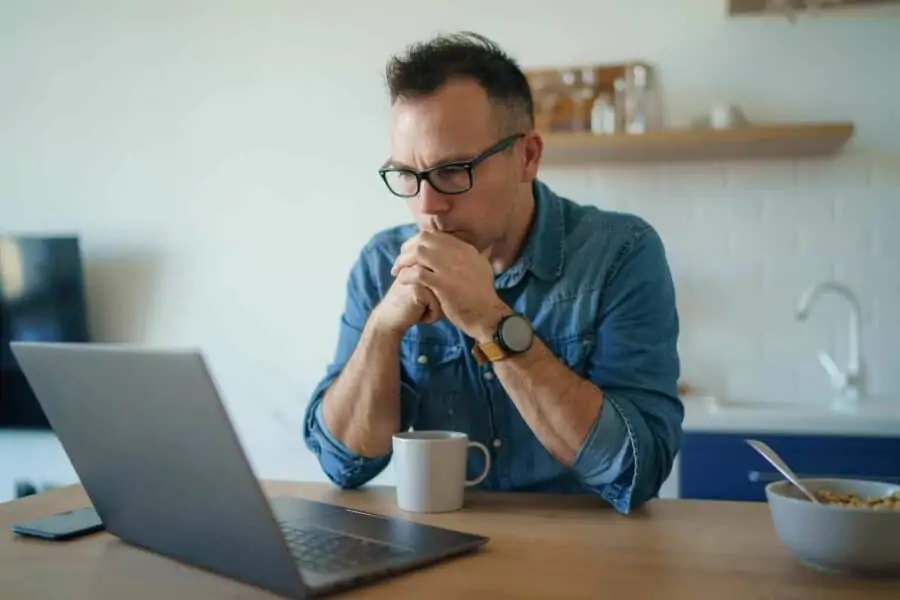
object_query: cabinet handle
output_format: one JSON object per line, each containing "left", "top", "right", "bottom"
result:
{"left": 748, "top": 471, "right": 900, "bottom": 483}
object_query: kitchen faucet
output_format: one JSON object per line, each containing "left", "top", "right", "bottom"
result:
{"left": 795, "top": 281, "right": 866, "bottom": 405}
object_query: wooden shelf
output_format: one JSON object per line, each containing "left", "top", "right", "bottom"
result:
{"left": 729, "top": 0, "right": 897, "bottom": 16}
{"left": 539, "top": 122, "right": 855, "bottom": 164}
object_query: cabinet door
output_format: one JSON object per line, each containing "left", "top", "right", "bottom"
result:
{"left": 679, "top": 432, "right": 900, "bottom": 502}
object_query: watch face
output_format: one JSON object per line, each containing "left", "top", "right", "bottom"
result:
{"left": 499, "top": 315, "right": 533, "bottom": 353}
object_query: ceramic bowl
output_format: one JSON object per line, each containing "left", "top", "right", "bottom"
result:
{"left": 765, "top": 478, "right": 900, "bottom": 577}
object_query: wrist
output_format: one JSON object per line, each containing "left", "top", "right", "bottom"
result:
{"left": 470, "top": 302, "right": 515, "bottom": 342}
{"left": 366, "top": 310, "right": 406, "bottom": 345}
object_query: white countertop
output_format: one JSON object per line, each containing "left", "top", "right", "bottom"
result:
{"left": 681, "top": 396, "right": 900, "bottom": 437}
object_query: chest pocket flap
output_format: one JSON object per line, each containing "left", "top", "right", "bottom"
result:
{"left": 400, "top": 331, "right": 465, "bottom": 429}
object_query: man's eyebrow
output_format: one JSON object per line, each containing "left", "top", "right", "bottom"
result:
{"left": 381, "top": 152, "right": 476, "bottom": 171}
{"left": 381, "top": 158, "right": 411, "bottom": 170}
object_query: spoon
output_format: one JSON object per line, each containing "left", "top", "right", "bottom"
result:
{"left": 745, "top": 439, "right": 820, "bottom": 503}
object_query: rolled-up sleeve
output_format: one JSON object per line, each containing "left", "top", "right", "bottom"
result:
{"left": 571, "top": 223, "right": 683, "bottom": 514}
{"left": 302, "top": 246, "right": 419, "bottom": 489}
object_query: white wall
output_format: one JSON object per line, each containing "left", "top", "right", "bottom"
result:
{"left": 2, "top": 0, "right": 899, "bottom": 502}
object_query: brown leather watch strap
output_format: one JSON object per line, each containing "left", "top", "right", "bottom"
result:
{"left": 471, "top": 339, "right": 508, "bottom": 365}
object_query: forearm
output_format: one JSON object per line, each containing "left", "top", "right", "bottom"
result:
{"left": 321, "top": 319, "right": 403, "bottom": 458}
{"left": 492, "top": 337, "right": 604, "bottom": 467}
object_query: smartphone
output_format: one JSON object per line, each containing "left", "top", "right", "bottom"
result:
{"left": 11, "top": 506, "right": 104, "bottom": 541}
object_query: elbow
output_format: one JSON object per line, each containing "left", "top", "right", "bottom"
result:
{"left": 323, "top": 462, "right": 375, "bottom": 490}
{"left": 588, "top": 446, "right": 667, "bottom": 515}
{"left": 577, "top": 392, "right": 682, "bottom": 514}
{"left": 624, "top": 406, "right": 683, "bottom": 512}
{"left": 308, "top": 437, "right": 388, "bottom": 490}
{"left": 302, "top": 393, "right": 389, "bottom": 490}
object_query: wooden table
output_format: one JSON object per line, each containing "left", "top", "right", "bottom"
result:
{"left": 2, "top": 481, "right": 898, "bottom": 599}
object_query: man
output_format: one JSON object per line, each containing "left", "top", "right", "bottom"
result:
{"left": 303, "top": 32, "right": 682, "bottom": 514}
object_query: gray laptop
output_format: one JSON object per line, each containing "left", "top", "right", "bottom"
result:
{"left": 10, "top": 341, "right": 487, "bottom": 599}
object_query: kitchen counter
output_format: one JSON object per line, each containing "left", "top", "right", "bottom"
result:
{"left": 682, "top": 395, "right": 900, "bottom": 437}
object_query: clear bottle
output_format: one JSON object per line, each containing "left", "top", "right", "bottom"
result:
{"left": 590, "top": 92, "right": 617, "bottom": 134}
{"left": 625, "top": 66, "right": 648, "bottom": 134}
{"left": 613, "top": 77, "right": 628, "bottom": 133}
{"left": 624, "top": 65, "right": 661, "bottom": 134}
{"left": 572, "top": 68, "right": 597, "bottom": 132}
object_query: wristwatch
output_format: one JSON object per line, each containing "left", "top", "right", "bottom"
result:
{"left": 471, "top": 313, "right": 534, "bottom": 365}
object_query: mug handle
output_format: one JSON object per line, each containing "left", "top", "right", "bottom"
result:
{"left": 465, "top": 441, "right": 491, "bottom": 487}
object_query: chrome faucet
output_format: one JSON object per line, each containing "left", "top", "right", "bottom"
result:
{"left": 795, "top": 281, "right": 865, "bottom": 405}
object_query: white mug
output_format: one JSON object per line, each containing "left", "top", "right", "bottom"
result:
{"left": 392, "top": 431, "right": 491, "bottom": 513}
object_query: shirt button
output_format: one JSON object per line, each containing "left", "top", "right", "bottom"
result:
{"left": 416, "top": 354, "right": 428, "bottom": 365}
{"left": 483, "top": 371, "right": 494, "bottom": 380}
{"left": 492, "top": 439, "right": 502, "bottom": 448}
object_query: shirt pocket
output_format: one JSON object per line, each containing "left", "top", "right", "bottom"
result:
{"left": 400, "top": 333, "right": 466, "bottom": 430}
{"left": 544, "top": 333, "right": 597, "bottom": 379}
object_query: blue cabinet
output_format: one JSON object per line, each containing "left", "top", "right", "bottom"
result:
{"left": 679, "top": 432, "right": 900, "bottom": 502}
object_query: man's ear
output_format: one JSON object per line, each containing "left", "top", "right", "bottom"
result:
{"left": 521, "top": 132, "right": 543, "bottom": 183}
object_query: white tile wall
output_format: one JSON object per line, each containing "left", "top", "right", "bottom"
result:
{"left": 543, "top": 151, "right": 900, "bottom": 407}
{"left": 1, "top": 0, "right": 899, "bottom": 501}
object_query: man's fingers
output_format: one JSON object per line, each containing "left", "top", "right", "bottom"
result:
{"left": 416, "top": 286, "right": 444, "bottom": 324}
{"left": 392, "top": 243, "right": 441, "bottom": 276}
{"left": 397, "top": 277, "right": 443, "bottom": 324}
{"left": 391, "top": 247, "right": 418, "bottom": 276}
{"left": 394, "top": 234, "right": 421, "bottom": 275}
{"left": 390, "top": 252, "right": 412, "bottom": 277}
{"left": 395, "top": 264, "right": 438, "bottom": 288}
{"left": 399, "top": 234, "right": 420, "bottom": 256}
{"left": 392, "top": 230, "right": 472, "bottom": 277}
{"left": 395, "top": 265, "right": 416, "bottom": 285}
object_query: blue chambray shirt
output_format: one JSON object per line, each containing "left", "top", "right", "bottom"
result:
{"left": 303, "top": 179, "right": 683, "bottom": 513}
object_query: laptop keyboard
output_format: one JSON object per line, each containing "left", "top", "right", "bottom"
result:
{"left": 278, "top": 521, "right": 411, "bottom": 574}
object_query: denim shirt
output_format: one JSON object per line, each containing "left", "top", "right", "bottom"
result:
{"left": 303, "top": 179, "right": 683, "bottom": 514}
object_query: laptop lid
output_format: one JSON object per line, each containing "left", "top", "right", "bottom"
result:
{"left": 10, "top": 342, "right": 309, "bottom": 599}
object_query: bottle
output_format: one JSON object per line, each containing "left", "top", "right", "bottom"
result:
{"left": 532, "top": 79, "right": 560, "bottom": 132}
{"left": 624, "top": 65, "right": 662, "bottom": 134}
{"left": 625, "top": 65, "right": 649, "bottom": 134}
{"left": 613, "top": 77, "right": 628, "bottom": 133}
{"left": 570, "top": 68, "right": 597, "bottom": 132}
{"left": 590, "top": 92, "right": 617, "bottom": 134}
{"left": 551, "top": 71, "right": 576, "bottom": 132}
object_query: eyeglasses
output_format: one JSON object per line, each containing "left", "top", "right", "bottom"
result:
{"left": 378, "top": 133, "right": 525, "bottom": 198}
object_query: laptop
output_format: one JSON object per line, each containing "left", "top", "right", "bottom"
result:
{"left": 9, "top": 341, "right": 488, "bottom": 599}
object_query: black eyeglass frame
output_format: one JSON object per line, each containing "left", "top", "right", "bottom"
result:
{"left": 378, "top": 133, "right": 525, "bottom": 198}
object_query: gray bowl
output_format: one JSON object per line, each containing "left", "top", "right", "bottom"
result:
{"left": 765, "top": 478, "right": 900, "bottom": 577}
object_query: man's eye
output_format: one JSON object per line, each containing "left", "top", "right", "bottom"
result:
{"left": 433, "top": 166, "right": 469, "bottom": 181}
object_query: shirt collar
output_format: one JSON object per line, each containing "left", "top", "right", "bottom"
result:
{"left": 494, "top": 179, "right": 565, "bottom": 290}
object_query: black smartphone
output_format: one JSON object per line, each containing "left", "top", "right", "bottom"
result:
{"left": 11, "top": 506, "right": 104, "bottom": 541}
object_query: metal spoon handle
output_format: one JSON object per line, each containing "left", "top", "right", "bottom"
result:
{"left": 745, "top": 439, "right": 820, "bottom": 503}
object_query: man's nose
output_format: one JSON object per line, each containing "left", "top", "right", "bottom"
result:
{"left": 417, "top": 181, "right": 452, "bottom": 215}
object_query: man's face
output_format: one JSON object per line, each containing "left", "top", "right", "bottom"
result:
{"left": 386, "top": 78, "right": 526, "bottom": 252}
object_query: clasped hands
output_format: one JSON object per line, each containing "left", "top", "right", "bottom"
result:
{"left": 388, "top": 231, "right": 510, "bottom": 341}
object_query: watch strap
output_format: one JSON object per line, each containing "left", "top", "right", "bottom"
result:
{"left": 471, "top": 339, "right": 508, "bottom": 365}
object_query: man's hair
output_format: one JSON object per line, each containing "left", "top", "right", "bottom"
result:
{"left": 385, "top": 31, "right": 534, "bottom": 133}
